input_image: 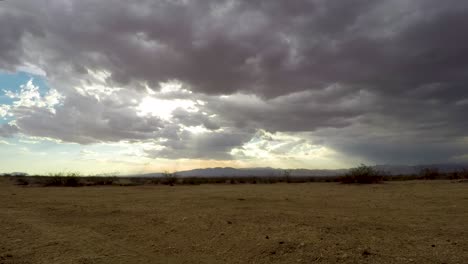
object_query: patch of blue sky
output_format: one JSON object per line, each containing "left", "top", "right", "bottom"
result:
{"left": 0, "top": 71, "right": 50, "bottom": 105}
{"left": 0, "top": 116, "right": 12, "bottom": 124}
{"left": 0, "top": 71, "right": 50, "bottom": 124}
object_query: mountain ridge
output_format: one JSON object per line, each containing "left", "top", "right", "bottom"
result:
{"left": 131, "top": 163, "right": 468, "bottom": 178}
{"left": 3, "top": 163, "right": 468, "bottom": 177}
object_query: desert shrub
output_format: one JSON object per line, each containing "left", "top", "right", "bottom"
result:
{"left": 449, "top": 169, "right": 468, "bottom": 180}
{"left": 418, "top": 168, "right": 440, "bottom": 180}
{"left": 128, "top": 177, "right": 146, "bottom": 185}
{"left": 214, "top": 178, "right": 226, "bottom": 184}
{"left": 43, "top": 176, "right": 66, "bottom": 186}
{"left": 42, "top": 172, "right": 82, "bottom": 187}
{"left": 162, "top": 172, "right": 178, "bottom": 186}
{"left": 182, "top": 177, "right": 197, "bottom": 185}
{"left": 95, "top": 177, "right": 116, "bottom": 185}
{"left": 14, "top": 177, "right": 30, "bottom": 186}
{"left": 283, "top": 170, "right": 292, "bottom": 183}
{"left": 449, "top": 171, "right": 462, "bottom": 180}
{"left": 384, "top": 174, "right": 419, "bottom": 181}
{"left": 461, "top": 169, "right": 468, "bottom": 179}
{"left": 147, "top": 177, "right": 161, "bottom": 185}
{"left": 182, "top": 177, "right": 215, "bottom": 185}
{"left": 83, "top": 176, "right": 116, "bottom": 186}
{"left": 338, "top": 164, "right": 383, "bottom": 184}
{"left": 64, "top": 176, "right": 80, "bottom": 187}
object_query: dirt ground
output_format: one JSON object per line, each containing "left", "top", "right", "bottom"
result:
{"left": 0, "top": 179, "right": 467, "bottom": 264}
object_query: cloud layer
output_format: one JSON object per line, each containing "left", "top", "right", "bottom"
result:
{"left": 1, "top": 0, "right": 468, "bottom": 166}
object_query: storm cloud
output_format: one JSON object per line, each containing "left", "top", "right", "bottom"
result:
{"left": 1, "top": 0, "right": 468, "bottom": 165}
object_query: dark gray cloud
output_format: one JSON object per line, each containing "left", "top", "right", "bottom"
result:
{"left": 2, "top": 0, "right": 466, "bottom": 97}
{"left": 11, "top": 90, "right": 165, "bottom": 144}
{"left": 145, "top": 129, "right": 251, "bottom": 159}
{"left": 0, "top": 124, "right": 18, "bottom": 137}
{"left": 1, "top": 0, "right": 468, "bottom": 164}
{"left": 0, "top": 5, "right": 43, "bottom": 71}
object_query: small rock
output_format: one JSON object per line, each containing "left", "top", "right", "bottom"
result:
{"left": 279, "top": 241, "right": 284, "bottom": 245}
{"left": 431, "top": 244, "right": 436, "bottom": 247}
{"left": 270, "top": 251, "right": 276, "bottom": 255}
{"left": 362, "top": 250, "right": 371, "bottom": 256}
{"left": 227, "top": 221, "right": 232, "bottom": 224}
{"left": 265, "top": 236, "right": 269, "bottom": 239}
{"left": 300, "top": 242, "right": 305, "bottom": 247}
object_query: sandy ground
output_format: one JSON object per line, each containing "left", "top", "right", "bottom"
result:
{"left": 0, "top": 179, "right": 467, "bottom": 264}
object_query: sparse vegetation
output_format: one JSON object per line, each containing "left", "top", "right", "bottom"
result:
{"left": 338, "top": 164, "right": 383, "bottom": 184}
{"left": 283, "top": 169, "right": 292, "bottom": 183}
{"left": 41, "top": 172, "right": 83, "bottom": 187}
{"left": 83, "top": 176, "right": 116, "bottom": 186}
{"left": 449, "top": 169, "right": 468, "bottom": 180}
{"left": 161, "top": 171, "right": 178, "bottom": 186}
{"left": 14, "top": 177, "right": 30, "bottom": 186}
{"left": 419, "top": 167, "right": 440, "bottom": 180}
{"left": 5, "top": 166, "right": 468, "bottom": 188}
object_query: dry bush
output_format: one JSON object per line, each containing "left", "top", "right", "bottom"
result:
{"left": 162, "top": 172, "right": 178, "bottom": 186}
{"left": 338, "top": 164, "right": 383, "bottom": 184}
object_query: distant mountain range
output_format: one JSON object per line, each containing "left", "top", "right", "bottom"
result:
{"left": 3, "top": 163, "right": 468, "bottom": 177}
{"left": 133, "top": 163, "right": 468, "bottom": 178}
{"left": 135, "top": 167, "right": 347, "bottom": 178}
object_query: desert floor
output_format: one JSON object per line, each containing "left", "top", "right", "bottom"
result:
{"left": 0, "top": 179, "right": 467, "bottom": 263}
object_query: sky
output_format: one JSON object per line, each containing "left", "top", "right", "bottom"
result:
{"left": 1, "top": 0, "right": 468, "bottom": 174}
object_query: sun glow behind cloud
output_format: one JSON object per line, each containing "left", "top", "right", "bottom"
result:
{"left": 136, "top": 97, "right": 199, "bottom": 120}
{"left": 0, "top": 74, "right": 358, "bottom": 174}
{"left": 230, "top": 130, "right": 355, "bottom": 169}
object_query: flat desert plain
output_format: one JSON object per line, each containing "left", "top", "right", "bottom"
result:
{"left": 0, "top": 179, "right": 467, "bottom": 263}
